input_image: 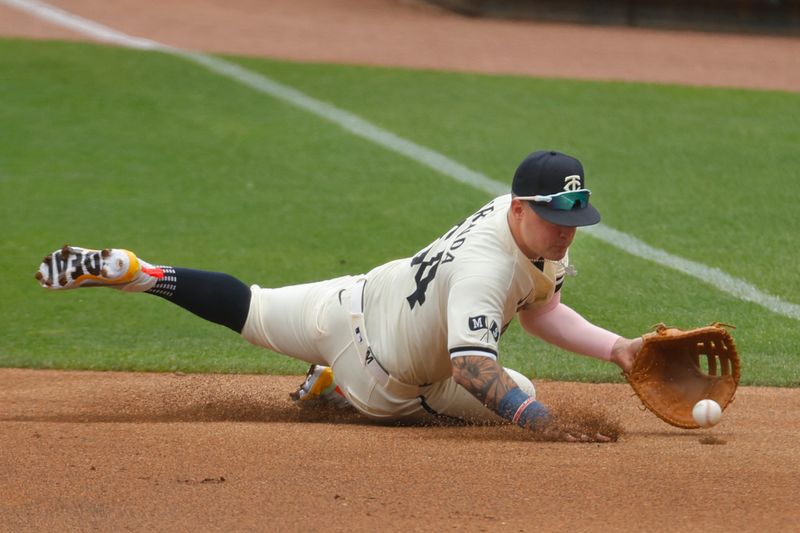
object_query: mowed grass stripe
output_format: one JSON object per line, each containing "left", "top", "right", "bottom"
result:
{"left": 1, "top": 39, "right": 798, "bottom": 385}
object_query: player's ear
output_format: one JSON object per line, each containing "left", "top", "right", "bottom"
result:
{"left": 509, "top": 197, "right": 526, "bottom": 218}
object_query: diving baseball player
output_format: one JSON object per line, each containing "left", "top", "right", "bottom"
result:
{"left": 35, "top": 150, "right": 643, "bottom": 440}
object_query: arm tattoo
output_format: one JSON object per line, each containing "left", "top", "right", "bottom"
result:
{"left": 451, "top": 355, "right": 520, "bottom": 412}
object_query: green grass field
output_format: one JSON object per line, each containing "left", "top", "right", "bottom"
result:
{"left": 1, "top": 38, "right": 798, "bottom": 385}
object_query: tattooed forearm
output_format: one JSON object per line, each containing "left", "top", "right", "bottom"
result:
{"left": 451, "top": 355, "right": 520, "bottom": 411}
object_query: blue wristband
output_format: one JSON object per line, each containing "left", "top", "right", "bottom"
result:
{"left": 497, "top": 388, "right": 550, "bottom": 429}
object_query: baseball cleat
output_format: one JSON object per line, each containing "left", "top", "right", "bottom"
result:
{"left": 35, "top": 245, "right": 163, "bottom": 292}
{"left": 290, "top": 365, "right": 351, "bottom": 408}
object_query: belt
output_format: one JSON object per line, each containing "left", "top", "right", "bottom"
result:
{"left": 349, "top": 278, "right": 429, "bottom": 398}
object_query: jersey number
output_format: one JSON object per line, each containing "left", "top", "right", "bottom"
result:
{"left": 406, "top": 247, "right": 443, "bottom": 309}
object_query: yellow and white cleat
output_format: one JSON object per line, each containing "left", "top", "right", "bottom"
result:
{"left": 35, "top": 245, "right": 162, "bottom": 292}
{"left": 290, "top": 365, "right": 351, "bottom": 409}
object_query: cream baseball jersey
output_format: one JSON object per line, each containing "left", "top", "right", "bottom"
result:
{"left": 363, "top": 194, "right": 567, "bottom": 386}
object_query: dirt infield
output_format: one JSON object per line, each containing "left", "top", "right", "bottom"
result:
{"left": 2, "top": 369, "right": 799, "bottom": 532}
{"left": 1, "top": 0, "right": 799, "bottom": 91}
{"left": 2, "top": 1, "right": 800, "bottom": 531}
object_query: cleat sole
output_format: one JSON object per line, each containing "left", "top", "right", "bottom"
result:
{"left": 35, "top": 246, "right": 151, "bottom": 291}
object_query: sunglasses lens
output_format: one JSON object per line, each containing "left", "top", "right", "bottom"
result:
{"left": 549, "top": 191, "right": 590, "bottom": 210}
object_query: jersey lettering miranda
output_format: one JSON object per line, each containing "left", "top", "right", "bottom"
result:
{"left": 363, "top": 194, "right": 568, "bottom": 386}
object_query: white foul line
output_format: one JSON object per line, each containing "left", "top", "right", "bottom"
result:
{"left": 584, "top": 225, "right": 800, "bottom": 320}
{"left": 5, "top": 0, "right": 799, "bottom": 321}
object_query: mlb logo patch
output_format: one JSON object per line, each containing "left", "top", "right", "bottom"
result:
{"left": 490, "top": 321, "right": 500, "bottom": 341}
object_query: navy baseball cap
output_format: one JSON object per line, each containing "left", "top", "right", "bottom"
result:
{"left": 511, "top": 150, "right": 601, "bottom": 227}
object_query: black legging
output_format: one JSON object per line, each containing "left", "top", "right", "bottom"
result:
{"left": 146, "top": 268, "right": 251, "bottom": 333}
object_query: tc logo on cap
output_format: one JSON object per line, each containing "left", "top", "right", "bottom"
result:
{"left": 564, "top": 175, "right": 582, "bottom": 191}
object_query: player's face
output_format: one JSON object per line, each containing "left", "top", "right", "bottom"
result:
{"left": 508, "top": 198, "right": 577, "bottom": 260}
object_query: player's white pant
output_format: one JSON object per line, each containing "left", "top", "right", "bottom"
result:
{"left": 240, "top": 275, "right": 535, "bottom": 422}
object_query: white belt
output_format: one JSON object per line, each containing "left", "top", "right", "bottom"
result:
{"left": 348, "top": 278, "right": 429, "bottom": 398}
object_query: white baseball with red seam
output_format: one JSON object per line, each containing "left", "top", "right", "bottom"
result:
{"left": 692, "top": 399, "right": 722, "bottom": 428}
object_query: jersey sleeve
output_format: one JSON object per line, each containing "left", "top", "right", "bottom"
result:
{"left": 446, "top": 275, "right": 507, "bottom": 360}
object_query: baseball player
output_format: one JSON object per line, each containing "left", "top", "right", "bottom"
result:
{"left": 35, "top": 150, "right": 643, "bottom": 441}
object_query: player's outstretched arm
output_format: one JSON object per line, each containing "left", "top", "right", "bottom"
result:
{"left": 609, "top": 336, "right": 643, "bottom": 373}
{"left": 450, "top": 355, "right": 521, "bottom": 413}
{"left": 519, "top": 293, "right": 640, "bottom": 372}
{"left": 451, "top": 355, "right": 612, "bottom": 442}
{"left": 451, "top": 354, "right": 557, "bottom": 434}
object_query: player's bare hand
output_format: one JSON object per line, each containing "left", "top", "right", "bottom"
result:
{"left": 538, "top": 425, "right": 614, "bottom": 443}
{"left": 610, "top": 336, "right": 643, "bottom": 374}
{"left": 559, "top": 430, "right": 612, "bottom": 443}
{"left": 564, "top": 432, "right": 612, "bottom": 443}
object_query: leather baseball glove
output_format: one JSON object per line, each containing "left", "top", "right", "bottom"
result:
{"left": 625, "top": 323, "right": 741, "bottom": 429}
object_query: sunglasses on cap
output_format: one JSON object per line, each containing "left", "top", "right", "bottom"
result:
{"left": 515, "top": 189, "right": 591, "bottom": 211}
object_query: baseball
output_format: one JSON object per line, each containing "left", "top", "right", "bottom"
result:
{"left": 692, "top": 399, "right": 722, "bottom": 428}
